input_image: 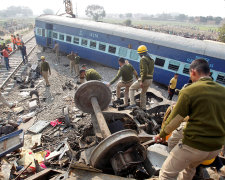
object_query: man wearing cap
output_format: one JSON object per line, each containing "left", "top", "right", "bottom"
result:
{"left": 128, "top": 45, "right": 154, "bottom": 110}
{"left": 40, "top": 56, "right": 51, "bottom": 87}
{"left": 67, "top": 51, "right": 80, "bottom": 75}
{"left": 107, "top": 57, "right": 138, "bottom": 107}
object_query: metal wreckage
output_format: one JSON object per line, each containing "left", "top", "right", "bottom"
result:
{"left": 1, "top": 80, "right": 224, "bottom": 179}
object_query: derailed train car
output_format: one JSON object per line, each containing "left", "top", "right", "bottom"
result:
{"left": 35, "top": 15, "right": 225, "bottom": 89}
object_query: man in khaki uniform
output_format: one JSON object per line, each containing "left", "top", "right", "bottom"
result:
{"left": 155, "top": 59, "right": 225, "bottom": 180}
{"left": 107, "top": 58, "right": 138, "bottom": 107}
{"left": 67, "top": 51, "right": 80, "bottom": 75}
{"left": 40, "top": 56, "right": 51, "bottom": 87}
{"left": 168, "top": 73, "right": 178, "bottom": 100}
{"left": 53, "top": 42, "right": 60, "bottom": 64}
{"left": 128, "top": 45, "right": 154, "bottom": 110}
{"left": 79, "top": 68, "right": 102, "bottom": 84}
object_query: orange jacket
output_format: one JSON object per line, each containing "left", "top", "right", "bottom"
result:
{"left": 7, "top": 46, "right": 12, "bottom": 52}
{"left": 16, "top": 38, "right": 22, "bottom": 46}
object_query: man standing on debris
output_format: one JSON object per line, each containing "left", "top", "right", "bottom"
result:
{"left": 67, "top": 51, "right": 80, "bottom": 75}
{"left": 40, "top": 56, "right": 51, "bottom": 87}
{"left": 20, "top": 42, "right": 27, "bottom": 64}
{"left": 53, "top": 41, "right": 60, "bottom": 64}
{"left": 168, "top": 73, "right": 178, "bottom": 100}
{"left": 128, "top": 45, "right": 154, "bottom": 110}
{"left": 155, "top": 59, "right": 225, "bottom": 180}
{"left": 107, "top": 58, "right": 138, "bottom": 107}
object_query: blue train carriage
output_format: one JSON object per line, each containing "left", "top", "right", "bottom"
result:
{"left": 35, "top": 15, "right": 225, "bottom": 89}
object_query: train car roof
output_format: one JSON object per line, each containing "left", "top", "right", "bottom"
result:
{"left": 36, "top": 15, "right": 225, "bottom": 60}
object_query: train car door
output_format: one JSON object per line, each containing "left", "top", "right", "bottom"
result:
{"left": 45, "top": 24, "right": 53, "bottom": 47}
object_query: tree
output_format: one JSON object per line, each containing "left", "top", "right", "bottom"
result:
{"left": 218, "top": 24, "right": 225, "bottom": 43}
{"left": 177, "top": 14, "right": 188, "bottom": 21}
{"left": 214, "top": 16, "right": 222, "bottom": 25}
{"left": 125, "top": 13, "right": 132, "bottom": 18}
{"left": 43, "top": 9, "right": 54, "bottom": 15}
{"left": 85, "top": 5, "right": 106, "bottom": 21}
{"left": 119, "top": 14, "right": 124, "bottom": 19}
{"left": 0, "top": 6, "right": 33, "bottom": 17}
{"left": 124, "top": 19, "right": 132, "bottom": 26}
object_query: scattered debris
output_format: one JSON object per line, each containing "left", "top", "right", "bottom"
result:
{"left": 28, "top": 120, "right": 49, "bottom": 134}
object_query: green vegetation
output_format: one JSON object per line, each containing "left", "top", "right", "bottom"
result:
{"left": 218, "top": 24, "right": 225, "bottom": 43}
{"left": 103, "top": 19, "right": 219, "bottom": 32}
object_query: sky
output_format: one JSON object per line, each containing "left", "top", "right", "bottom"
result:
{"left": 0, "top": 0, "right": 225, "bottom": 17}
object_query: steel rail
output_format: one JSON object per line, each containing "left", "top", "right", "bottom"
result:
{"left": 1, "top": 36, "right": 36, "bottom": 89}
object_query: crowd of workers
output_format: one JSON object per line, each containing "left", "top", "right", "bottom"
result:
{"left": 1, "top": 40, "right": 225, "bottom": 179}
{"left": 0, "top": 34, "right": 27, "bottom": 70}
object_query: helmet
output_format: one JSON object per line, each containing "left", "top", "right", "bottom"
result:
{"left": 201, "top": 158, "right": 215, "bottom": 165}
{"left": 41, "top": 56, "right": 45, "bottom": 60}
{"left": 137, "top": 45, "right": 148, "bottom": 54}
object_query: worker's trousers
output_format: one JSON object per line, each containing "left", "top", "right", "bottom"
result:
{"left": 0, "top": 92, "right": 11, "bottom": 108}
{"left": 4, "top": 57, "right": 10, "bottom": 70}
{"left": 116, "top": 81, "right": 133, "bottom": 106}
{"left": 42, "top": 71, "right": 50, "bottom": 86}
{"left": 55, "top": 51, "right": 60, "bottom": 64}
{"left": 70, "top": 62, "right": 79, "bottom": 75}
{"left": 167, "top": 122, "right": 186, "bottom": 152}
{"left": 159, "top": 143, "right": 221, "bottom": 180}
{"left": 129, "top": 79, "right": 152, "bottom": 109}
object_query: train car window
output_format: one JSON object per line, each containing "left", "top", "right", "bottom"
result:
{"left": 66, "top": 36, "right": 72, "bottom": 43}
{"left": 37, "top": 28, "right": 42, "bottom": 36}
{"left": 108, "top": 46, "right": 116, "bottom": 54}
{"left": 183, "top": 64, "right": 190, "bottom": 74}
{"left": 216, "top": 73, "right": 225, "bottom": 85}
{"left": 155, "top": 57, "right": 165, "bottom": 67}
{"left": 81, "top": 39, "right": 88, "bottom": 46}
{"left": 59, "top": 34, "right": 64, "bottom": 41}
{"left": 42, "top": 29, "right": 45, "bottom": 37}
{"left": 168, "top": 60, "right": 180, "bottom": 71}
{"left": 90, "top": 41, "right": 96, "bottom": 49}
{"left": 119, "top": 47, "right": 127, "bottom": 57}
{"left": 73, "top": 37, "right": 80, "bottom": 44}
{"left": 99, "top": 43, "right": 106, "bottom": 51}
{"left": 53, "top": 32, "right": 58, "bottom": 39}
{"left": 130, "top": 50, "right": 139, "bottom": 61}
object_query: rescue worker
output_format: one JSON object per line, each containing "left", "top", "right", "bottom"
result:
{"left": 53, "top": 41, "right": 60, "bottom": 64}
{"left": 168, "top": 73, "right": 178, "bottom": 100}
{"left": 20, "top": 42, "right": 27, "bottom": 64}
{"left": 107, "top": 58, "right": 138, "bottom": 107}
{"left": 1, "top": 47, "right": 10, "bottom": 70}
{"left": 0, "top": 91, "right": 15, "bottom": 108}
{"left": 40, "top": 56, "right": 51, "bottom": 87}
{"left": 155, "top": 59, "right": 225, "bottom": 180}
{"left": 79, "top": 68, "right": 102, "bottom": 84}
{"left": 7, "top": 45, "right": 12, "bottom": 53}
{"left": 16, "top": 36, "right": 22, "bottom": 49}
{"left": 11, "top": 35, "right": 16, "bottom": 50}
{"left": 128, "top": 45, "right": 154, "bottom": 110}
{"left": 67, "top": 51, "right": 80, "bottom": 75}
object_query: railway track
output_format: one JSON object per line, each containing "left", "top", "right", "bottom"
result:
{"left": 0, "top": 35, "right": 37, "bottom": 92}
